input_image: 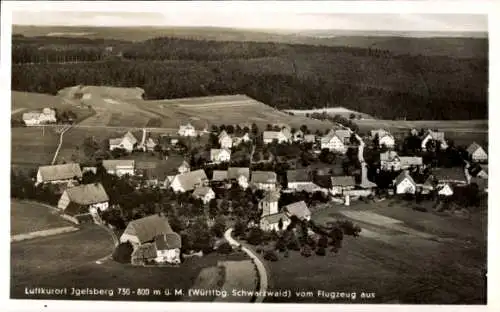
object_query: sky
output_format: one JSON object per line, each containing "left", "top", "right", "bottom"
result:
{"left": 12, "top": 11, "right": 488, "bottom": 32}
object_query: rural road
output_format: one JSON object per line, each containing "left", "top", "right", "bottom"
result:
{"left": 34, "top": 124, "right": 180, "bottom": 133}
{"left": 224, "top": 228, "right": 268, "bottom": 303}
{"left": 51, "top": 125, "right": 72, "bottom": 165}
{"left": 11, "top": 108, "right": 26, "bottom": 115}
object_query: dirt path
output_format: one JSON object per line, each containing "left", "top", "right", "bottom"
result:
{"left": 11, "top": 108, "right": 26, "bottom": 115}
{"left": 51, "top": 125, "right": 71, "bottom": 164}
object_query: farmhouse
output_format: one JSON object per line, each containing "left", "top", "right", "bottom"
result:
{"left": 136, "top": 129, "right": 157, "bottom": 152}
{"left": 421, "top": 130, "right": 448, "bottom": 150}
{"left": 210, "top": 148, "right": 231, "bottom": 163}
{"left": 320, "top": 133, "right": 346, "bottom": 153}
{"left": 393, "top": 171, "right": 417, "bottom": 194}
{"left": 432, "top": 168, "right": 468, "bottom": 185}
{"left": 102, "top": 159, "right": 135, "bottom": 177}
{"left": 263, "top": 130, "right": 290, "bottom": 144}
{"left": 378, "top": 133, "right": 396, "bottom": 149}
{"left": 212, "top": 170, "right": 228, "bottom": 184}
{"left": 36, "top": 163, "right": 83, "bottom": 186}
{"left": 469, "top": 164, "right": 488, "bottom": 179}
{"left": 283, "top": 201, "right": 311, "bottom": 221}
{"left": 227, "top": 167, "right": 250, "bottom": 189}
{"left": 371, "top": 129, "right": 390, "bottom": 138}
{"left": 260, "top": 212, "right": 291, "bottom": 232}
{"left": 170, "top": 169, "right": 208, "bottom": 193}
{"left": 57, "top": 182, "right": 109, "bottom": 216}
{"left": 259, "top": 191, "right": 281, "bottom": 216}
{"left": 232, "top": 133, "right": 251, "bottom": 147}
{"left": 178, "top": 123, "right": 196, "bottom": 137}
{"left": 467, "top": 142, "right": 488, "bottom": 163}
{"left": 109, "top": 131, "right": 138, "bottom": 153}
{"left": 287, "top": 169, "right": 313, "bottom": 190}
{"left": 380, "top": 151, "right": 400, "bottom": 171}
{"left": 22, "top": 108, "right": 57, "bottom": 126}
{"left": 192, "top": 186, "right": 215, "bottom": 204}
{"left": 120, "top": 214, "right": 181, "bottom": 265}
{"left": 251, "top": 171, "right": 278, "bottom": 191}
{"left": 219, "top": 133, "right": 233, "bottom": 149}
{"left": 330, "top": 176, "right": 356, "bottom": 196}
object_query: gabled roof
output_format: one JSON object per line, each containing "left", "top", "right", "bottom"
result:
{"left": 64, "top": 183, "right": 109, "bottom": 205}
{"left": 23, "top": 112, "right": 41, "bottom": 120}
{"left": 334, "top": 129, "right": 352, "bottom": 141}
{"left": 102, "top": 159, "right": 135, "bottom": 171}
{"left": 228, "top": 167, "right": 250, "bottom": 180}
{"left": 135, "top": 161, "right": 157, "bottom": 170}
{"left": 173, "top": 169, "right": 208, "bottom": 192}
{"left": 320, "top": 133, "right": 342, "bottom": 144}
{"left": 370, "top": 129, "right": 389, "bottom": 137}
{"left": 467, "top": 142, "right": 485, "bottom": 155}
{"left": 287, "top": 169, "right": 312, "bottom": 183}
{"left": 251, "top": 171, "right": 277, "bottom": 184}
{"left": 469, "top": 164, "right": 488, "bottom": 177}
{"left": 423, "top": 130, "right": 445, "bottom": 142}
{"left": 263, "top": 131, "right": 285, "bottom": 141}
{"left": 38, "top": 163, "right": 82, "bottom": 182}
{"left": 155, "top": 232, "right": 181, "bottom": 250}
{"left": 123, "top": 215, "right": 174, "bottom": 244}
{"left": 394, "top": 170, "right": 416, "bottom": 186}
{"left": 180, "top": 122, "right": 194, "bottom": 129}
{"left": 218, "top": 130, "right": 228, "bottom": 138}
{"left": 261, "top": 212, "right": 290, "bottom": 225}
{"left": 123, "top": 131, "right": 138, "bottom": 145}
{"left": 192, "top": 186, "right": 214, "bottom": 197}
{"left": 109, "top": 138, "right": 123, "bottom": 146}
{"left": 432, "top": 168, "right": 467, "bottom": 183}
{"left": 331, "top": 176, "right": 356, "bottom": 187}
{"left": 212, "top": 170, "right": 228, "bottom": 182}
{"left": 283, "top": 201, "right": 311, "bottom": 219}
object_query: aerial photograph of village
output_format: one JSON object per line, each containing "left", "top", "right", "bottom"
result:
{"left": 9, "top": 3, "right": 488, "bottom": 305}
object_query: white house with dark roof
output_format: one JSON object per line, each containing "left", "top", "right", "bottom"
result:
{"left": 283, "top": 201, "right": 311, "bottom": 221}
{"left": 304, "top": 134, "right": 316, "bottom": 143}
{"left": 212, "top": 170, "right": 228, "bottom": 184}
{"left": 330, "top": 176, "right": 356, "bottom": 196}
{"left": 421, "top": 130, "right": 447, "bottom": 150}
{"left": 393, "top": 171, "right": 417, "bottom": 194}
{"left": 232, "top": 133, "right": 251, "bottom": 147}
{"left": 263, "top": 130, "right": 290, "bottom": 144}
{"left": 36, "top": 163, "right": 83, "bottom": 186}
{"left": 210, "top": 148, "right": 231, "bottom": 163}
{"left": 154, "top": 232, "right": 182, "bottom": 264}
{"left": 192, "top": 186, "right": 215, "bottom": 204}
{"left": 292, "top": 130, "right": 304, "bottom": 142}
{"left": 57, "top": 182, "right": 109, "bottom": 216}
{"left": 109, "top": 131, "right": 138, "bottom": 152}
{"left": 287, "top": 169, "right": 314, "bottom": 190}
{"left": 260, "top": 212, "right": 291, "bottom": 232}
{"left": 170, "top": 169, "right": 208, "bottom": 193}
{"left": 22, "top": 108, "right": 57, "bottom": 126}
{"left": 251, "top": 171, "right": 278, "bottom": 191}
{"left": 259, "top": 191, "right": 280, "bottom": 216}
{"left": 320, "top": 133, "right": 346, "bottom": 153}
{"left": 227, "top": 167, "right": 250, "bottom": 189}
{"left": 378, "top": 133, "right": 395, "bottom": 149}
{"left": 467, "top": 142, "right": 488, "bottom": 163}
{"left": 178, "top": 123, "right": 197, "bottom": 137}
{"left": 102, "top": 159, "right": 135, "bottom": 177}
{"left": 219, "top": 134, "right": 233, "bottom": 149}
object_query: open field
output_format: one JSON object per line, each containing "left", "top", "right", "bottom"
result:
{"left": 263, "top": 199, "right": 486, "bottom": 304}
{"left": 11, "top": 200, "right": 72, "bottom": 236}
{"left": 11, "top": 127, "right": 59, "bottom": 166}
{"left": 11, "top": 91, "right": 96, "bottom": 122}
{"left": 283, "top": 107, "right": 374, "bottom": 119}
{"left": 11, "top": 228, "right": 250, "bottom": 302}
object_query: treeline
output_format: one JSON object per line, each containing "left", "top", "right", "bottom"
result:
{"left": 12, "top": 45, "right": 105, "bottom": 64}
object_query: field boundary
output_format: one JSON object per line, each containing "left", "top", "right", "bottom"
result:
{"left": 11, "top": 226, "right": 79, "bottom": 242}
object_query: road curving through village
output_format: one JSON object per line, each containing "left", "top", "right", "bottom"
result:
{"left": 224, "top": 228, "right": 268, "bottom": 303}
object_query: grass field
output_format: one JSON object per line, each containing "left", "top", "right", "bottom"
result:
{"left": 11, "top": 127, "right": 59, "bottom": 166}
{"left": 11, "top": 227, "right": 250, "bottom": 302}
{"left": 262, "top": 199, "right": 486, "bottom": 304}
{"left": 11, "top": 200, "right": 72, "bottom": 235}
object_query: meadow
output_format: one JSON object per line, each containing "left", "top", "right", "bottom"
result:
{"left": 11, "top": 200, "right": 72, "bottom": 235}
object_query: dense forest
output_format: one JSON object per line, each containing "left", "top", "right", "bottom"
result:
{"left": 11, "top": 36, "right": 488, "bottom": 120}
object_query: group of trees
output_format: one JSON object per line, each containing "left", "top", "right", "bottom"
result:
{"left": 12, "top": 35, "right": 487, "bottom": 120}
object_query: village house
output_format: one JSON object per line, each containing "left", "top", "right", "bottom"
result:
{"left": 260, "top": 212, "right": 291, "bottom": 232}
{"left": 232, "top": 133, "right": 251, "bottom": 147}
{"left": 283, "top": 201, "right": 311, "bottom": 221}
{"left": 22, "top": 108, "right": 57, "bottom": 126}
{"left": 170, "top": 169, "right": 208, "bottom": 193}
{"left": 120, "top": 214, "right": 181, "bottom": 265}
{"left": 421, "top": 130, "right": 448, "bottom": 151}
{"left": 330, "top": 176, "right": 356, "bottom": 196}
{"left": 263, "top": 130, "right": 290, "bottom": 144}
{"left": 227, "top": 167, "right": 250, "bottom": 189}
{"left": 36, "top": 163, "right": 83, "bottom": 186}
{"left": 251, "top": 171, "right": 278, "bottom": 191}
{"left": 286, "top": 169, "right": 314, "bottom": 190}
{"left": 219, "top": 133, "right": 233, "bottom": 149}
{"left": 102, "top": 159, "right": 135, "bottom": 177}
{"left": 378, "top": 133, "right": 396, "bottom": 149}
{"left": 399, "top": 157, "right": 423, "bottom": 170}
{"left": 137, "top": 129, "right": 158, "bottom": 152}
{"left": 82, "top": 166, "right": 97, "bottom": 175}
{"left": 393, "top": 170, "right": 417, "bottom": 194}
{"left": 469, "top": 164, "right": 488, "bottom": 179}
{"left": 210, "top": 148, "right": 231, "bottom": 163}
{"left": 370, "top": 129, "right": 390, "bottom": 139}
{"left": 211, "top": 170, "right": 228, "bottom": 185}
{"left": 304, "top": 134, "right": 316, "bottom": 144}
{"left": 57, "top": 182, "right": 109, "bottom": 218}
{"left": 109, "top": 131, "right": 138, "bottom": 153}
{"left": 259, "top": 191, "right": 280, "bottom": 216}
{"left": 320, "top": 133, "right": 346, "bottom": 153}
{"left": 436, "top": 183, "right": 455, "bottom": 197}
{"left": 380, "top": 151, "right": 422, "bottom": 171}
{"left": 467, "top": 142, "right": 488, "bottom": 163}
{"left": 192, "top": 186, "right": 216, "bottom": 204}
{"left": 432, "top": 167, "right": 468, "bottom": 185}
{"left": 178, "top": 122, "right": 197, "bottom": 137}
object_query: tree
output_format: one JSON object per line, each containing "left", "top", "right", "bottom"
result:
{"left": 278, "top": 218, "right": 284, "bottom": 231}
{"left": 233, "top": 219, "right": 247, "bottom": 238}
{"left": 264, "top": 250, "right": 279, "bottom": 261}
{"left": 349, "top": 113, "right": 356, "bottom": 120}
{"left": 316, "top": 247, "right": 326, "bottom": 256}
{"left": 212, "top": 216, "right": 226, "bottom": 238}
{"left": 246, "top": 228, "right": 264, "bottom": 245}
{"left": 112, "top": 242, "right": 133, "bottom": 263}
{"left": 300, "top": 245, "right": 313, "bottom": 257}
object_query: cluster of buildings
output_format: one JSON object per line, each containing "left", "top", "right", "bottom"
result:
{"left": 22, "top": 108, "right": 57, "bottom": 126}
